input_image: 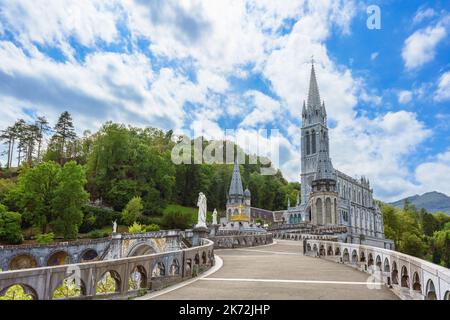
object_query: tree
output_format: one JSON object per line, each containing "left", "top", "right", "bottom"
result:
{"left": 122, "top": 196, "right": 143, "bottom": 226}
{"left": 0, "top": 126, "right": 15, "bottom": 169}
{"left": 0, "top": 204, "right": 23, "bottom": 244}
{"left": 13, "top": 161, "right": 89, "bottom": 238}
{"left": 51, "top": 161, "right": 89, "bottom": 239}
{"left": 53, "top": 111, "right": 77, "bottom": 164}
{"left": 14, "top": 161, "right": 61, "bottom": 233}
{"left": 35, "top": 116, "right": 51, "bottom": 161}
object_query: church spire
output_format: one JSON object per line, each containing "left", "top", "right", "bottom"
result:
{"left": 229, "top": 158, "right": 244, "bottom": 196}
{"left": 307, "top": 60, "right": 321, "bottom": 109}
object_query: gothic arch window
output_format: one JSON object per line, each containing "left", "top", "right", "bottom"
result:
{"left": 316, "top": 198, "right": 323, "bottom": 225}
{"left": 306, "top": 131, "right": 311, "bottom": 155}
{"left": 325, "top": 198, "right": 332, "bottom": 224}
{"left": 311, "top": 129, "right": 316, "bottom": 154}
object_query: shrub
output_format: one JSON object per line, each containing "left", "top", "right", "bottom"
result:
{"left": 0, "top": 205, "right": 23, "bottom": 244}
{"left": 161, "top": 210, "right": 192, "bottom": 230}
{"left": 145, "top": 224, "right": 160, "bottom": 232}
{"left": 122, "top": 196, "right": 143, "bottom": 226}
{"left": 88, "top": 229, "right": 109, "bottom": 239}
{"left": 80, "top": 206, "right": 121, "bottom": 233}
{"left": 36, "top": 232, "right": 54, "bottom": 244}
{"left": 128, "top": 222, "right": 145, "bottom": 234}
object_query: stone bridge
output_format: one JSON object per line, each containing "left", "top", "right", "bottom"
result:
{"left": 0, "top": 230, "right": 189, "bottom": 271}
{"left": 304, "top": 239, "right": 450, "bottom": 300}
{"left": 0, "top": 238, "right": 214, "bottom": 300}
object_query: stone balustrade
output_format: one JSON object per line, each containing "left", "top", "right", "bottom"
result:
{"left": 0, "top": 238, "right": 214, "bottom": 300}
{"left": 304, "top": 239, "right": 450, "bottom": 300}
{"left": 210, "top": 233, "right": 273, "bottom": 248}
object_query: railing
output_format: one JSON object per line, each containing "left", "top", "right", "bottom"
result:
{"left": 211, "top": 233, "right": 273, "bottom": 248}
{"left": 304, "top": 239, "right": 450, "bottom": 300}
{"left": 0, "top": 238, "right": 214, "bottom": 300}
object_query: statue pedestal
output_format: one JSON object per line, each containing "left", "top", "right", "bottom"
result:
{"left": 192, "top": 226, "right": 209, "bottom": 246}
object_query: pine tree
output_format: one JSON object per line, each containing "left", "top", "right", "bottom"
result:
{"left": 53, "top": 111, "right": 77, "bottom": 164}
{"left": 35, "top": 116, "right": 51, "bottom": 161}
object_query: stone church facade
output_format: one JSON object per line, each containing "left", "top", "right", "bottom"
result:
{"left": 285, "top": 63, "right": 390, "bottom": 247}
{"left": 219, "top": 63, "right": 392, "bottom": 248}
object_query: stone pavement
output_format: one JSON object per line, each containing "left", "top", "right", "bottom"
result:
{"left": 141, "top": 240, "right": 398, "bottom": 300}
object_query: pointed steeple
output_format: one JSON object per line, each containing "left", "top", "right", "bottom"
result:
{"left": 302, "top": 100, "right": 307, "bottom": 117}
{"left": 229, "top": 158, "right": 244, "bottom": 196}
{"left": 287, "top": 196, "right": 291, "bottom": 209}
{"left": 307, "top": 61, "right": 321, "bottom": 109}
{"left": 296, "top": 191, "right": 300, "bottom": 206}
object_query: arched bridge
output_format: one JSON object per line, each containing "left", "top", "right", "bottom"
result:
{"left": 138, "top": 239, "right": 449, "bottom": 300}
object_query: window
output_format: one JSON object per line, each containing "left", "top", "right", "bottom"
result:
{"left": 311, "top": 129, "right": 316, "bottom": 154}
{"left": 306, "top": 131, "right": 310, "bottom": 155}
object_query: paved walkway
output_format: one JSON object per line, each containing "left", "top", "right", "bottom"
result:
{"left": 141, "top": 240, "right": 398, "bottom": 300}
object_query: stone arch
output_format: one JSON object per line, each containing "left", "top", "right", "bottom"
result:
{"left": 52, "top": 276, "right": 86, "bottom": 299}
{"left": 312, "top": 244, "right": 318, "bottom": 252}
{"left": 325, "top": 198, "right": 332, "bottom": 224}
{"left": 351, "top": 249, "right": 358, "bottom": 263}
{"left": 342, "top": 248, "right": 350, "bottom": 262}
{"left": 46, "top": 250, "right": 70, "bottom": 266}
{"left": 375, "top": 255, "right": 382, "bottom": 271}
{"left": 327, "top": 246, "right": 333, "bottom": 255}
{"left": 202, "top": 251, "right": 207, "bottom": 264}
{"left": 152, "top": 261, "right": 166, "bottom": 277}
{"left": 8, "top": 253, "right": 38, "bottom": 270}
{"left": 96, "top": 270, "right": 121, "bottom": 295}
{"left": 129, "top": 265, "right": 147, "bottom": 290}
{"left": 412, "top": 272, "right": 421, "bottom": 292}
{"left": 79, "top": 249, "right": 99, "bottom": 263}
{"left": 319, "top": 245, "right": 325, "bottom": 256}
{"left": 391, "top": 261, "right": 399, "bottom": 285}
{"left": 185, "top": 259, "right": 192, "bottom": 276}
{"left": 316, "top": 198, "right": 323, "bottom": 225}
{"left": 383, "top": 258, "right": 390, "bottom": 273}
{"left": 170, "top": 258, "right": 180, "bottom": 276}
{"left": 425, "top": 279, "right": 437, "bottom": 300}
{"left": 444, "top": 291, "right": 450, "bottom": 300}
{"left": 127, "top": 242, "right": 158, "bottom": 257}
{"left": 368, "top": 253, "right": 374, "bottom": 267}
{"left": 194, "top": 253, "right": 200, "bottom": 265}
{"left": 401, "top": 265, "right": 409, "bottom": 288}
{"left": 335, "top": 247, "right": 341, "bottom": 255}
{"left": 0, "top": 284, "right": 38, "bottom": 300}
{"left": 307, "top": 243, "right": 312, "bottom": 252}
{"left": 359, "top": 250, "right": 366, "bottom": 262}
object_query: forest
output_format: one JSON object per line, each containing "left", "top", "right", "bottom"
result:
{"left": 0, "top": 111, "right": 299, "bottom": 244}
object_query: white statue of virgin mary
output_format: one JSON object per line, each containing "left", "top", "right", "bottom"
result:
{"left": 196, "top": 192, "right": 207, "bottom": 228}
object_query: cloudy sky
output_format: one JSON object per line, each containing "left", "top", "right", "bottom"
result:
{"left": 0, "top": 0, "right": 449, "bottom": 202}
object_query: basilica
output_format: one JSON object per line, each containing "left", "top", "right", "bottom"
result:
{"left": 220, "top": 63, "right": 392, "bottom": 249}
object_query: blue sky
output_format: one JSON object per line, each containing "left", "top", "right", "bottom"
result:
{"left": 0, "top": 0, "right": 449, "bottom": 201}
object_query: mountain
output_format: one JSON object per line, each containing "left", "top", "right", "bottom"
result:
{"left": 390, "top": 191, "right": 450, "bottom": 214}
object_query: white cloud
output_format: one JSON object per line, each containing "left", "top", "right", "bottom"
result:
{"left": 434, "top": 71, "right": 450, "bottom": 101}
{"left": 402, "top": 22, "right": 447, "bottom": 70}
{"left": 413, "top": 8, "right": 436, "bottom": 25}
{"left": 398, "top": 90, "right": 413, "bottom": 104}
{"left": 414, "top": 150, "right": 450, "bottom": 196}
{"left": 370, "top": 52, "right": 378, "bottom": 61}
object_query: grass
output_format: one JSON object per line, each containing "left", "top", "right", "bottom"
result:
{"left": 163, "top": 204, "right": 214, "bottom": 225}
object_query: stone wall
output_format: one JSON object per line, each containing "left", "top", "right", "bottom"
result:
{"left": 0, "top": 238, "right": 214, "bottom": 300}
{"left": 304, "top": 239, "right": 450, "bottom": 300}
{"left": 0, "top": 230, "right": 185, "bottom": 271}
{"left": 210, "top": 233, "right": 273, "bottom": 249}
